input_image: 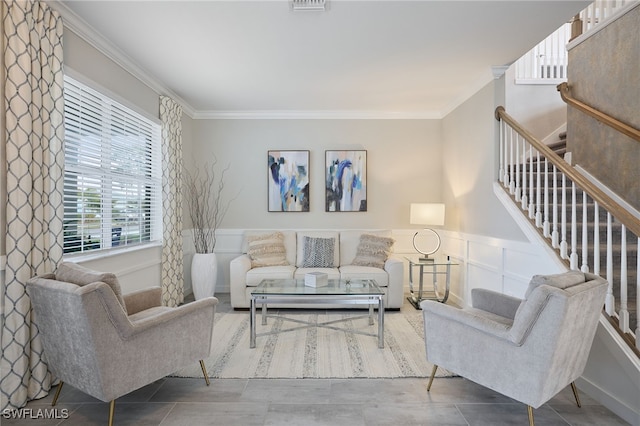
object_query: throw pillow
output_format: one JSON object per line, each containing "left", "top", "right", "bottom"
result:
{"left": 352, "top": 234, "right": 395, "bottom": 268}
{"left": 246, "top": 232, "right": 289, "bottom": 268}
{"left": 301, "top": 236, "right": 335, "bottom": 268}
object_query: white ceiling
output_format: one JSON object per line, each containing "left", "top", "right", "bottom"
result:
{"left": 56, "top": 0, "right": 589, "bottom": 118}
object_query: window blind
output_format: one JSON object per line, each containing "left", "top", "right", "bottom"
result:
{"left": 63, "top": 75, "right": 162, "bottom": 255}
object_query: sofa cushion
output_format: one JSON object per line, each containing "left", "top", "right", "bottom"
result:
{"left": 294, "top": 267, "right": 341, "bottom": 281}
{"left": 301, "top": 236, "right": 336, "bottom": 267}
{"left": 246, "top": 265, "right": 296, "bottom": 286}
{"left": 246, "top": 231, "right": 289, "bottom": 267}
{"left": 56, "top": 262, "right": 126, "bottom": 309}
{"left": 351, "top": 234, "right": 395, "bottom": 268}
{"left": 339, "top": 265, "right": 389, "bottom": 286}
{"left": 339, "top": 230, "right": 392, "bottom": 265}
{"left": 296, "top": 231, "right": 340, "bottom": 267}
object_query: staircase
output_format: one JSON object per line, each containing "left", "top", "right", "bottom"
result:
{"left": 513, "top": 159, "right": 638, "bottom": 353}
{"left": 547, "top": 131, "right": 567, "bottom": 156}
{"left": 496, "top": 106, "right": 639, "bottom": 356}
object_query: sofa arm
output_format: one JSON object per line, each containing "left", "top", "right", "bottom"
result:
{"left": 230, "top": 254, "right": 252, "bottom": 308}
{"left": 124, "top": 286, "right": 162, "bottom": 315}
{"left": 384, "top": 257, "right": 404, "bottom": 309}
{"left": 471, "top": 288, "right": 522, "bottom": 320}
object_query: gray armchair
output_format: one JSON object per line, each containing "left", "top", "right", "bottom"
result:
{"left": 27, "top": 262, "right": 218, "bottom": 426}
{"left": 421, "top": 271, "right": 607, "bottom": 426}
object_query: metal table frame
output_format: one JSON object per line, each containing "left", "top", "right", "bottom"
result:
{"left": 405, "top": 256, "right": 456, "bottom": 309}
{"left": 250, "top": 280, "right": 384, "bottom": 349}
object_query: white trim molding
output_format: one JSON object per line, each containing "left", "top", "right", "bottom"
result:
{"left": 48, "top": 0, "right": 196, "bottom": 117}
{"left": 192, "top": 109, "right": 442, "bottom": 120}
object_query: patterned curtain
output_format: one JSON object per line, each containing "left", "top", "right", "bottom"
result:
{"left": 160, "top": 96, "right": 184, "bottom": 307}
{"left": 1, "top": 0, "right": 65, "bottom": 410}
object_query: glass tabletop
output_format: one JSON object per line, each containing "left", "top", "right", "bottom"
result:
{"left": 252, "top": 279, "right": 383, "bottom": 296}
{"left": 404, "top": 255, "right": 459, "bottom": 266}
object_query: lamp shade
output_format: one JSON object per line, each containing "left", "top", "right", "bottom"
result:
{"left": 410, "top": 203, "right": 445, "bottom": 226}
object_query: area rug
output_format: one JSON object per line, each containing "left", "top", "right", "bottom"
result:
{"left": 174, "top": 309, "right": 452, "bottom": 379}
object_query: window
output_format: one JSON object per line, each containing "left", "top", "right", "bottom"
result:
{"left": 63, "top": 75, "right": 162, "bottom": 255}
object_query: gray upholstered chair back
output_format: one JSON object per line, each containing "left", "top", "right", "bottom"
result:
{"left": 27, "top": 262, "right": 217, "bottom": 403}
{"left": 422, "top": 271, "right": 607, "bottom": 410}
{"left": 28, "top": 276, "right": 126, "bottom": 399}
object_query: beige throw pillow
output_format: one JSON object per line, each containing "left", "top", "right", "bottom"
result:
{"left": 247, "top": 232, "right": 289, "bottom": 267}
{"left": 352, "top": 234, "right": 395, "bottom": 268}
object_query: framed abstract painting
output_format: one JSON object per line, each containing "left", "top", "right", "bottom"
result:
{"left": 268, "top": 150, "right": 310, "bottom": 212}
{"left": 325, "top": 150, "right": 367, "bottom": 212}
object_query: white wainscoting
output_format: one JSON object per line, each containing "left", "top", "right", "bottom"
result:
{"left": 442, "top": 230, "right": 565, "bottom": 304}
{"left": 67, "top": 244, "right": 163, "bottom": 294}
{"left": 185, "top": 229, "right": 564, "bottom": 306}
{"left": 0, "top": 230, "right": 563, "bottom": 306}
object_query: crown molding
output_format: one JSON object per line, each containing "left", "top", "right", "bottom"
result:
{"left": 48, "top": 0, "right": 196, "bottom": 118}
{"left": 47, "top": 1, "right": 468, "bottom": 121}
{"left": 192, "top": 109, "right": 442, "bottom": 120}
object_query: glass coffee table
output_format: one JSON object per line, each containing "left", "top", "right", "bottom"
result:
{"left": 250, "top": 278, "right": 385, "bottom": 349}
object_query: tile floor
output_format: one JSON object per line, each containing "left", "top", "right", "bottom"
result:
{"left": 4, "top": 294, "right": 629, "bottom": 426}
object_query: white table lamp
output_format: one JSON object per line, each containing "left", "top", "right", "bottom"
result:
{"left": 410, "top": 203, "right": 445, "bottom": 261}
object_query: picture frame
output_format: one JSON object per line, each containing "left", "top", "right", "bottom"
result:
{"left": 268, "top": 150, "right": 310, "bottom": 212}
{"left": 325, "top": 150, "right": 367, "bottom": 212}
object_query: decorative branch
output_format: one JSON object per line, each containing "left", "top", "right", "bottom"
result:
{"left": 184, "top": 157, "right": 236, "bottom": 254}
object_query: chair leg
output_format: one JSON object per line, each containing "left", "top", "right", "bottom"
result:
{"left": 108, "top": 400, "right": 115, "bottom": 426}
{"left": 570, "top": 381, "right": 582, "bottom": 407}
{"left": 199, "top": 360, "right": 210, "bottom": 386}
{"left": 426, "top": 365, "right": 438, "bottom": 391}
{"left": 527, "top": 405, "right": 534, "bottom": 426}
{"left": 51, "top": 382, "right": 64, "bottom": 406}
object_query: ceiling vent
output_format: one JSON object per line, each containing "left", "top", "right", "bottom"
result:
{"left": 290, "top": 0, "right": 326, "bottom": 12}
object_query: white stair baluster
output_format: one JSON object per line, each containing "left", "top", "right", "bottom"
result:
{"left": 581, "top": 191, "right": 589, "bottom": 273}
{"left": 503, "top": 121, "right": 509, "bottom": 186}
{"left": 535, "top": 151, "right": 542, "bottom": 227}
{"left": 560, "top": 174, "right": 568, "bottom": 259}
{"left": 570, "top": 181, "right": 578, "bottom": 270}
{"left": 605, "top": 213, "right": 614, "bottom": 315}
{"left": 529, "top": 145, "right": 535, "bottom": 219}
{"left": 543, "top": 157, "right": 550, "bottom": 238}
{"left": 515, "top": 133, "right": 521, "bottom": 202}
{"left": 509, "top": 127, "right": 515, "bottom": 194}
{"left": 521, "top": 137, "right": 528, "bottom": 210}
{"left": 551, "top": 165, "right": 559, "bottom": 248}
{"left": 619, "top": 225, "right": 629, "bottom": 332}
{"left": 593, "top": 202, "right": 600, "bottom": 275}
{"left": 499, "top": 119, "right": 505, "bottom": 185}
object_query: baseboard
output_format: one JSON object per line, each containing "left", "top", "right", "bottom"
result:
{"left": 575, "top": 376, "right": 639, "bottom": 425}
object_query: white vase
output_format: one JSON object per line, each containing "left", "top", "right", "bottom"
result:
{"left": 191, "top": 252, "right": 218, "bottom": 300}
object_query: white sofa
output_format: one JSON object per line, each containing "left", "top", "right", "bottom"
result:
{"left": 229, "top": 230, "right": 404, "bottom": 309}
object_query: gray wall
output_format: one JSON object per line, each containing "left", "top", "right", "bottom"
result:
{"left": 567, "top": 5, "right": 640, "bottom": 209}
{"left": 441, "top": 79, "right": 526, "bottom": 241}
{"left": 504, "top": 65, "right": 567, "bottom": 141}
{"left": 64, "top": 30, "right": 159, "bottom": 118}
{"left": 186, "top": 119, "right": 443, "bottom": 230}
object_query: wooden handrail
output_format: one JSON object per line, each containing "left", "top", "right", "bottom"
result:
{"left": 557, "top": 82, "right": 640, "bottom": 142}
{"left": 495, "top": 106, "right": 640, "bottom": 237}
